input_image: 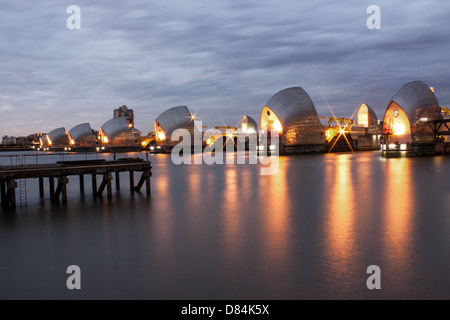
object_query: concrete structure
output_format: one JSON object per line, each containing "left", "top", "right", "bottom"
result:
{"left": 260, "top": 87, "right": 326, "bottom": 153}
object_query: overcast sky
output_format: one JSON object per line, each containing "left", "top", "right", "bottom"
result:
{"left": 1, "top": 0, "right": 449, "bottom": 136}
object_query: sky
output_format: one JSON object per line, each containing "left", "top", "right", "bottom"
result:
{"left": 1, "top": 0, "right": 450, "bottom": 137}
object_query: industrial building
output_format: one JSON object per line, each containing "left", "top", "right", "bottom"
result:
{"left": 40, "top": 127, "right": 70, "bottom": 149}
{"left": 382, "top": 81, "right": 446, "bottom": 157}
{"left": 259, "top": 87, "right": 326, "bottom": 154}
{"left": 154, "top": 106, "right": 198, "bottom": 148}
{"left": 99, "top": 117, "right": 141, "bottom": 148}
{"left": 67, "top": 123, "right": 98, "bottom": 149}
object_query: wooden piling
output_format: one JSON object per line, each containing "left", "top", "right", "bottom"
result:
{"left": 49, "top": 177, "right": 55, "bottom": 201}
{"left": 79, "top": 174, "right": 85, "bottom": 194}
{"left": 129, "top": 171, "right": 135, "bottom": 190}
{"left": 39, "top": 177, "right": 44, "bottom": 198}
{"left": 7, "top": 179, "right": 17, "bottom": 208}
{"left": 0, "top": 181, "right": 6, "bottom": 206}
{"left": 92, "top": 174, "right": 97, "bottom": 197}
{"left": 115, "top": 171, "right": 120, "bottom": 190}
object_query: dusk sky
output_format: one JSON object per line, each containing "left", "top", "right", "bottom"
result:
{"left": 1, "top": 0, "right": 449, "bottom": 137}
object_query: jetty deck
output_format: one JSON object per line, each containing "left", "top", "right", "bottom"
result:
{"left": 0, "top": 156, "right": 152, "bottom": 209}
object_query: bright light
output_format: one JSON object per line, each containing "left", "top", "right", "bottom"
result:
{"left": 191, "top": 115, "right": 196, "bottom": 120}
{"left": 46, "top": 136, "right": 52, "bottom": 146}
{"left": 389, "top": 144, "right": 397, "bottom": 150}
{"left": 274, "top": 120, "right": 282, "bottom": 133}
{"left": 157, "top": 132, "right": 166, "bottom": 141}
{"left": 393, "top": 123, "right": 405, "bottom": 135}
{"left": 340, "top": 128, "right": 346, "bottom": 135}
{"left": 150, "top": 146, "right": 155, "bottom": 150}
{"left": 129, "top": 123, "right": 133, "bottom": 128}
{"left": 70, "top": 139, "right": 75, "bottom": 145}
{"left": 258, "top": 145, "right": 265, "bottom": 151}
{"left": 157, "top": 146, "right": 161, "bottom": 149}
{"left": 400, "top": 144, "right": 407, "bottom": 151}
{"left": 102, "top": 136, "right": 108, "bottom": 143}
{"left": 269, "top": 145, "right": 276, "bottom": 151}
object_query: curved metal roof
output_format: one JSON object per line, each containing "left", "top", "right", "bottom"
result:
{"left": 263, "top": 87, "right": 325, "bottom": 145}
{"left": 387, "top": 81, "right": 442, "bottom": 142}
{"left": 47, "top": 127, "right": 69, "bottom": 145}
{"left": 242, "top": 115, "right": 257, "bottom": 133}
{"left": 68, "top": 123, "right": 94, "bottom": 141}
{"left": 101, "top": 117, "right": 130, "bottom": 140}
{"left": 155, "top": 106, "right": 194, "bottom": 138}
{"left": 390, "top": 81, "right": 440, "bottom": 121}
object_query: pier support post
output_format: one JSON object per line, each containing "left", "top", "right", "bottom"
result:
{"left": 92, "top": 174, "right": 97, "bottom": 197}
{"left": 97, "top": 172, "right": 113, "bottom": 198}
{"left": 79, "top": 174, "right": 85, "bottom": 194}
{"left": 134, "top": 171, "right": 152, "bottom": 194}
{"left": 39, "top": 177, "right": 44, "bottom": 198}
{"left": 49, "top": 177, "right": 55, "bottom": 201}
{"left": 7, "top": 179, "right": 17, "bottom": 208}
{"left": 129, "top": 171, "right": 135, "bottom": 190}
{"left": 54, "top": 177, "right": 69, "bottom": 203}
{"left": 115, "top": 171, "right": 120, "bottom": 191}
{"left": 0, "top": 180, "right": 6, "bottom": 207}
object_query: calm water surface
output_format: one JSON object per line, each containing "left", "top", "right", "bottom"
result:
{"left": 0, "top": 151, "right": 449, "bottom": 299}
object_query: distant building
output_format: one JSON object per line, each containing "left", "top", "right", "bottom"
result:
{"left": 2, "top": 136, "right": 16, "bottom": 145}
{"left": 113, "top": 105, "right": 134, "bottom": 127}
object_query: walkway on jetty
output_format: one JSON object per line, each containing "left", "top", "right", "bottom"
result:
{"left": 0, "top": 153, "right": 152, "bottom": 209}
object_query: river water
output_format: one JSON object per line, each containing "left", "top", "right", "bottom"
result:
{"left": 0, "top": 151, "right": 449, "bottom": 299}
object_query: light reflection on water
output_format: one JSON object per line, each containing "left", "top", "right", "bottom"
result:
{"left": 0, "top": 151, "right": 450, "bottom": 299}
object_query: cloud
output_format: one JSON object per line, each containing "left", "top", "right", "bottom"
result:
{"left": 0, "top": 0, "right": 450, "bottom": 136}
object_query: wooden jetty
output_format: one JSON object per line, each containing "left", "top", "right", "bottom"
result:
{"left": 0, "top": 157, "right": 152, "bottom": 209}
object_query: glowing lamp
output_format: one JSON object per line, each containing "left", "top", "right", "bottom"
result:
{"left": 274, "top": 120, "right": 282, "bottom": 133}
{"left": 157, "top": 132, "right": 166, "bottom": 141}
{"left": 393, "top": 123, "right": 405, "bottom": 135}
